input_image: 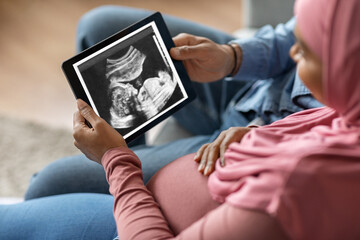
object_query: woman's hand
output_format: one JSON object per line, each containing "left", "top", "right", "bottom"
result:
{"left": 194, "top": 127, "right": 252, "bottom": 176}
{"left": 170, "top": 33, "right": 237, "bottom": 83}
{"left": 73, "top": 99, "right": 127, "bottom": 164}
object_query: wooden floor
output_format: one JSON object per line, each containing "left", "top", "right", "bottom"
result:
{"left": 0, "top": 0, "right": 242, "bottom": 129}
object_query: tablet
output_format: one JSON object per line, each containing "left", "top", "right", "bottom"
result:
{"left": 62, "top": 12, "right": 196, "bottom": 144}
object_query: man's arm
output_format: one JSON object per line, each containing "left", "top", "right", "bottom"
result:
{"left": 232, "top": 18, "right": 297, "bottom": 81}
{"left": 169, "top": 18, "right": 296, "bottom": 84}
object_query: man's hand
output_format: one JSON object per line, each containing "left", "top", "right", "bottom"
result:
{"left": 170, "top": 33, "right": 237, "bottom": 83}
{"left": 194, "top": 127, "right": 252, "bottom": 176}
{"left": 73, "top": 99, "right": 127, "bottom": 164}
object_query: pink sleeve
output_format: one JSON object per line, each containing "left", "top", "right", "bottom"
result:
{"left": 102, "top": 147, "right": 287, "bottom": 240}
{"left": 101, "top": 147, "right": 173, "bottom": 239}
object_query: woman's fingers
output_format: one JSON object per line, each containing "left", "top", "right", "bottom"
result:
{"left": 195, "top": 127, "right": 253, "bottom": 175}
{"left": 219, "top": 131, "right": 235, "bottom": 167}
{"left": 219, "top": 127, "right": 252, "bottom": 166}
{"left": 73, "top": 111, "right": 84, "bottom": 130}
{"left": 203, "top": 136, "right": 224, "bottom": 175}
{"left": 72, "top": 99, "right": 128, "bottom": 164}
{"left": 195, "top": 132, "right": 226, "bottom": 175}
{"left": 198, "top": 146, "right": 209, "bottom": 173}
{"left": 77, "top": 99, "right": 99, "bottom": 127}
{"left": 194, "top": 144, "right": 208, "bottom": 162}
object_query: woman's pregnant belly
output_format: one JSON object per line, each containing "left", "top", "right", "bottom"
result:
{"left": 146, "top": 153, "right": 220, "bottom": 234}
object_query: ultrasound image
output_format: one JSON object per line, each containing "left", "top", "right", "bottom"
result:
{"left": 106, "top": 46, "right": 177, "bottom": 129}
{"left": 76, "top": 24, "right": 186, "bottom": 136}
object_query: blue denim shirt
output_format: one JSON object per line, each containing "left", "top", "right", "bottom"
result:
{"left": 230, "top": 18, "right": 323, "bottom": 125}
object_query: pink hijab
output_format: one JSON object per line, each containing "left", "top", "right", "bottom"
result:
{"left": 208, "top": 0, "right": 360, "bottom": 235}
{"left": 296, "top": 0, "right": 360, "bottom": 125}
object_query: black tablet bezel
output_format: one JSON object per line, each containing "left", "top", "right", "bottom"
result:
{"left": 62, "top": 12, "right": 196, "bottom": 144}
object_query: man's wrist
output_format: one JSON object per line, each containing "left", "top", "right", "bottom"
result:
{"left": 225, "top": 43, "right": 242, "bottom": 76}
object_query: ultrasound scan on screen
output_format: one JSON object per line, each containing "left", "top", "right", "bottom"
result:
{"left": 72, "top": 22, "right": 188, "bottom": 139}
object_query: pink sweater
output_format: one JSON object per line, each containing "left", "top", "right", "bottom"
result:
{"left": 102, "top": 147, "right": 287, "bottom": 239}
{"left": 102, "top": 144, "right": 360, "bottom": 239}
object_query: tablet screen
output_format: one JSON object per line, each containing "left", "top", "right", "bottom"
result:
{"left": 62, "top": 13, "right": 196, "bottom": 143}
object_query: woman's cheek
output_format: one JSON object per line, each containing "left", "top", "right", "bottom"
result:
{"left": 297, "top": 59, "right": 324, "bottom": 103}
{"left": 297, "top": 60, "right": 310, "bottom": 86}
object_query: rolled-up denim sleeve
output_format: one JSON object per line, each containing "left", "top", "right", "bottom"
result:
{"left": 231, "top": 18, "right": 297, "bottom": 81}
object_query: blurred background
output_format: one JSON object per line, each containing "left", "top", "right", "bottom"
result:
{"left": 0, "top": 0, "right": 293, "bottom": 199}
{"left": 0, "top": 0, "right": 243, "bottom": 130}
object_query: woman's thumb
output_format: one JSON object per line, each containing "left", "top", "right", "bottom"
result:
{"left": 77, "top": 99, "right": 98, "bottom": 126}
